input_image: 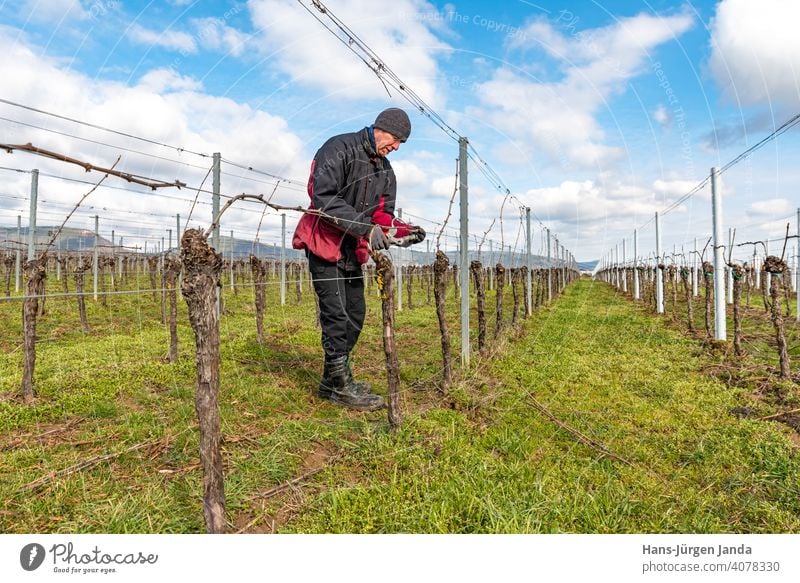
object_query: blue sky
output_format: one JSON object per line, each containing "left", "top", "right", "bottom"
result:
{"left": 0, "top": 0, "right": 798, "bottom": 262}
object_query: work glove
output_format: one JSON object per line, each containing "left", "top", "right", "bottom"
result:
{"left": 388, "top": 226, "right": 426, "bottom": 248}
{"left": 368, "top": 225, "right": 390, "bottom": 251}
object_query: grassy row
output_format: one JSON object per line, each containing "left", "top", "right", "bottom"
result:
{"left": 0, "top": 272, "right": 798, "bottom": 532}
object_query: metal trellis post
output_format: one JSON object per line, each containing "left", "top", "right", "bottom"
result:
{"left": 633, "top": 229, "right": 640, "bottom": 300}
{"left": 93, "top": 215, "right": 99, "bottom": 301}
{"left": 711, "top": 167, "right": 726, "bottom": 341}
{"left": 546, "top": 228, "right": 552, "bottom": 302}
{"left": 459, "top": 137, "right": 469, "bottom": 368}
{"left": 27, "top": 170, "right": 39, "bottom": 262}
{"left": 212, "top": 153, "right": 221, "bottom": 250}
{"left": 281, "top": 213, "right": 286, "bottom": 306}
{"left": 655, "top": 212, "right": 664, "bottom": 314}
{"left": 15, "top": 214, "right": 21, "bottom": 292}
{"left": 526, "top": 208, "right": 532, "bottom": 310}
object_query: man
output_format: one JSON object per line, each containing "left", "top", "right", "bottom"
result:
{"left": 293, "top": 108, "right": 426, "bottom": 411}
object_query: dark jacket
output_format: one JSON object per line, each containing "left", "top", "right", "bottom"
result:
{"left": 292, "top": 127, "right": 398, "bottom": 265}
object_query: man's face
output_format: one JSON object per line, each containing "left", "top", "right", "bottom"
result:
{"left": 374, "top": 128, "right": 403, "bottom": 157}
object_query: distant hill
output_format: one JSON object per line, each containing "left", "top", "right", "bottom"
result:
{"left": 0, "top": 225, "right": 112, "bottom": 253}
{"left": 1, "top": 225, "right": 583, "bottom": 266}
{"left": 0, "top": 226, "right": 304, "bottom": 259}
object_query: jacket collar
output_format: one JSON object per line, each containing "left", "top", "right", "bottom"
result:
{"left": 359, "top": 126, "right": 384, "bottom": 168}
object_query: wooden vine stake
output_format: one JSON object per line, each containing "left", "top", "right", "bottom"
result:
{"left": 148, "top": 256, "right": 159, "bottom": 302}
{"left": 21, "top": 258, "right": 46, "bottom": 404}
{"left": 760, "top": 264, "right": 769, "bottom": 312}
{"left": 4, "top": 254, "right": 15, "bottom": 296}
{"left": 433, "top": 251, "right": 453, "bottom": 391}
{"left": 470, "top": 260, "right": 487, "bottom": 353}
{"left": 667, "top": 265, "right": 678, "bottom": 316}
{"left": 181, "top": 228, "right": 226, "bottom": 533}
{"left": 294, "top": 263, "right": 302, "bottom": 304}
{"left": 494, "top": 263, "right": 506, "bottom": 338}
{"left": 522, "top": 266, "right": 531, "bottom": 318}
{"left": 745, "top": 265, "right": 752, "bottom": 307}
{"left": 679, "top": 267, "right": 696, "bottom": 334}
{"left": 731, "top": 264, "right": 745, "bottom": 356}
{"left": 164, "top": 255, "right": 181, "bottom": 363}
{"left": 764, "top": 256, "right": 791, "bottom": 379}
{"left": 75, "top": 258, "right": 92, "bottom": 333}
{"left": 405, "top": 265, "right": 414, "bottom": 309}
{"left": 372, "top": 251, "right": 401, "bottom": 430}
{"left": 58, "top": 257, "right": 68, "bottom": 294}
{"left": 702, "top": 261, "right": 714, "bottom": 339}
{"left": 510, "top": 268, "right": 521, "bottom": 327}
{"left": 250, "top": 255, "right": 267, "bottom": 344}
{"left": 425, "top": 265, "right": 432, "bottom": 305}
{"left": 19, "top": 160, "right": 116, "bottom": 404}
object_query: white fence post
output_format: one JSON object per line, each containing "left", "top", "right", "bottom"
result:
{"left": 93, "top": 215, "right": 99, "bottom": 301}
{"left": 655, "top": 212, "right": 664, "bottom": 314}
{"left": 692, "top": 236, "right": 698, "bottom": 297}
{"left": 27, "top": 170, "right": 39, "bottom": 262}
{"left": 711, "top": 167, "right": 727, "bottom": 341}
{"left": 280, "top": 213, "right": 286, "bottom": 306}
{"left": 633, "top": 229, "right": 640, "bottom": 300}
{"left": 458, "top": 137, "right": 470, "bottom": 368}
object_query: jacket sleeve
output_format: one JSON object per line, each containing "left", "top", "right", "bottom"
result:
{"left": 372, "top": 201, "right": 414, "bottom": 237}
{"left": 310, "top": 137, "right": 373, "bottom": 238}
{"left": 380, "top": 161, "right": 398, "bottom": 217}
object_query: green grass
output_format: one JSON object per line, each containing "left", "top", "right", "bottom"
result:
{"left": 0, "top": 271, "right": 798, "bottom": 533}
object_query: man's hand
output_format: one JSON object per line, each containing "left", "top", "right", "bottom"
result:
{"left": 368, "top": 225, "right": 390, "bottom": 250}
{"left": 388, "top": 226, "right": 426, "bottom": 248}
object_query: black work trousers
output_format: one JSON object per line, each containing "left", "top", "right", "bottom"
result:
{"left": 308, "top": 251, "right": 366, "bottom": 359}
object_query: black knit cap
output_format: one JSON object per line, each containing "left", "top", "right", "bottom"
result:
{"left": 374, "top": 108, "right": 411, "bottom": 142}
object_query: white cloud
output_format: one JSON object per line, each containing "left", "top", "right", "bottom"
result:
{"left": 127, "top": 23, "right": 197, "bottom": 54}
{"left": 20, "top": 0, "right": 87, "bottom": 23}
{"left": 653, "top": 179, "right": 701, "bottom": 199}
{"left": 709, "top": 0, "right": 800, "bottom": 108}
{"left": 472, "top": 12, "right": 694, "bottom": 169}
{"left": 430, "top": 175, "right": 457, "bottom": 198}
{"left": 391, "top": 160, "right": 427, "bottom": 188}
{"left": 247, "top": 0, "right": 450, "bottom": 106}
{"left": 0, "top": 29, "right": 307, "bottom": 241}
{"left": 653, "top": 104, "right": 672, "bottom": 129}
{"left": 749, "top": 198, "right": 792, "bottom": 217}
{"left": 192, "top": 17, "right": 248, "bottom": 57}
{"left": 138, "top": 68, "right": 203, "bottom": 93}
{"left": 519, "top": 177, "right": 706, "bottom": 230}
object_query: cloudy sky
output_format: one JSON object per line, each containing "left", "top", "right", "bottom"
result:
{"left": 0, "top": 0, "right": 798, "bottom": 262}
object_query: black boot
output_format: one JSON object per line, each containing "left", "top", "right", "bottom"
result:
{"left": 317, "top": 357, "right": 336, "bottom": 400}
{"left": 318, "top": 354, "right": 372, "bottom": 399}
{"left": 345, "top": 355, "right": 373, "bottom": 394}
{"left": 327, "top": 355, "right": 384, "bottom": 411}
